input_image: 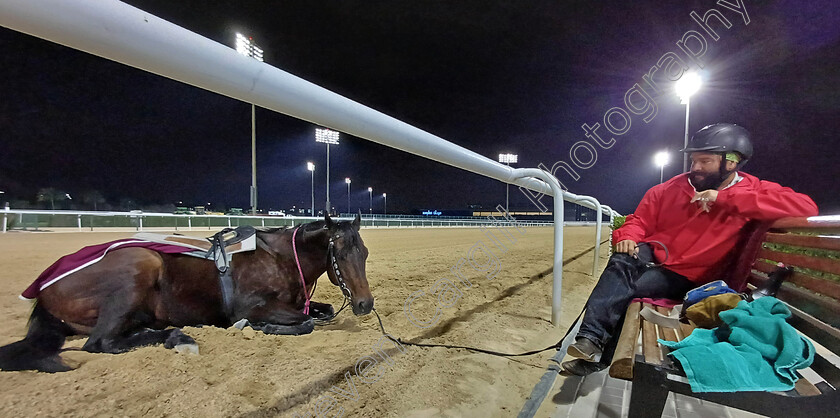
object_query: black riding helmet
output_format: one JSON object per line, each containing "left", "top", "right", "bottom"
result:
{"left": 681, "top": 123, "right": 753, "bottom": 169}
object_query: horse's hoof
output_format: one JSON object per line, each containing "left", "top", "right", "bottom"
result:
{"left": 163, "top": 329, "right": 197, "bottom": 350}
{"left": 173, "top": 344, "right": 199, "bottom": 355}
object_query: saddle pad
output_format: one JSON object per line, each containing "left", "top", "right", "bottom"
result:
{"left": 20, "top": 239, "right": 195, "bottom": 300}
{"left": 132, "top": 232, "right": 256, "bottom": 255}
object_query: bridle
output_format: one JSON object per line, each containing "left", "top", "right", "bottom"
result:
{"left": 328, "top": 233, "right": 353, "bottom": 299}
{"left": 291, "top": 226, "right": 352, "bottom": 316}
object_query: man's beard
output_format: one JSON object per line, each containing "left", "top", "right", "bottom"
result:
{"left": 689, "top": 165, "right": 736, "bottom": 191}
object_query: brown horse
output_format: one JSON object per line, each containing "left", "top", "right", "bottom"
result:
{"left": 0, "top": 214, "right": 373, "bottom": 372}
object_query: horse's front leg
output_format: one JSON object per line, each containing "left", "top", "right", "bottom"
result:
{"left": 246, "top": 308, "right": 314, "bottom": 336}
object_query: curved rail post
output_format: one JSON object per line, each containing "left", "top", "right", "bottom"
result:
{"left": 509, "top": 168, "right": 565, "bottom": 325}
{"left": 571, "top": 195, "right": 603, "bottom": 277}
{"left": 602, "top": 205, "right": 616, "bottom": 257}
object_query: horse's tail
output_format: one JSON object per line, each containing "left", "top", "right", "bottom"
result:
{"left": 0, "top": 302, "right": 73, "bottom": 372}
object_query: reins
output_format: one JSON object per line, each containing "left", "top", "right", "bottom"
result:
{"left": 291, "top": 226, "right": 312, "bottom": 315}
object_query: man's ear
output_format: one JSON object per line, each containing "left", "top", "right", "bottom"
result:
{"left": 726, "top": 160, "right": 738, "bottom": 171}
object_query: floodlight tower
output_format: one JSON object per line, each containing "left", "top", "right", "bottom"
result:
{"left": 383, "top": 193, "right": 387, "bottom": 216}
{"left": 654, "top": 151, "right": 670, "bottom": 184}
{"left": 368, "top": 187, "right": 373, "bottom": 215}
{"left": 675, "top": 72, "right": 702, "bottom": 172}
{"left": 315, "top": 128, "right": 340, "bottom": 215}
{"left": 498, "top": 153, "right": 518, "bottom": 212}
{"left": 345, "top": 178, "right": 351, "bottom": 214}
{"left": 307, "top": 162, "right": 315, "bottom": 216}
{"left": 235, "top": 32, "right": 264, "bottom": 215}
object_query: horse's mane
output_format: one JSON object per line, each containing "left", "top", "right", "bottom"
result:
{"left": 254, "top": 226, "right": 290, "bottom": 234}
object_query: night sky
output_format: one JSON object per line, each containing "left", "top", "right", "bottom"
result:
{"left": 1, "top": 0, "right": 838, "bottom": 215}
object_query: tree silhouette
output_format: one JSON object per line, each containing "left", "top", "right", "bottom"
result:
{"left": 37, "top": 188, "right": 66, "bottom": 210}
{"left": 82, "top": 190, "right": 106, "bottom": 211}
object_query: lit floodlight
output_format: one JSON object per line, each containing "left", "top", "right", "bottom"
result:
{"left": 654, "top": 151, "right": 670, "bottom": 168}
{"left": 345, "top": 177, "right": 351, "bottom": 184}
{"left": 235, "top": 32, "right": 264, "bottom": 62}
{"left": 315, "top": 128, "right": 340, "bottom": 145}
{"left": 368, "top": 187, "right": 372, "bottom": 192}
{"left": 307, "top": 161, "right": 315, "bottom": 171}
{"left": 675, "top": 72, "right": 702, "bottom": 103}
{"left": 382, "top": 193, "right": 387, "bottom": 197}
{"left": 498, "top": 153, "right": 518, "bottom": 164}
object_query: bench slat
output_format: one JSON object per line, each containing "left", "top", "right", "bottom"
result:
{"left": 765, "top": 232, "right": 840, "bottom": 252}
{"left": 656, "top": 306, "right": 679, "bottom": 342}
{"left": 609, "top": 302, "right": 641, "bottom": 380}
{"left": 811, "top": 354, "right": 840, "bottom": 390}
{"left": 794, "top": 378, "right": 823, "bottom": 397}
{"left": 754, "top": 260, "right": 840, "bottom": 301}
{"left": 771, "top": 217, "right": 840, "bottom": 233}
{"left": 758, "top": 248, "right": 840, "bottom": 276}
{"left": 678, "top": 322, "right": 695, "bottom": 341}
{"left": 642, "top": 304, "right": 660, "bottom": 364}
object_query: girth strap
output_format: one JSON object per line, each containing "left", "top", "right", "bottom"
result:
{"left": 206, "top": 227, "right": 254, "bottom": 319}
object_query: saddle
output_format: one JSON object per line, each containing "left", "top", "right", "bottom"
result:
{"left": 133, "top": 226, "right": 256, "bottom": 258}
{"left": 134, "top": 226, "right": 258, "bottom": 319}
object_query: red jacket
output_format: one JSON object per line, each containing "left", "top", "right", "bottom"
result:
{"left": 612, "top": 172, "right": 818, "bottom": 283}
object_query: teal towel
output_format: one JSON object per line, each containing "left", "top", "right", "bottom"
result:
{"left": 659, "top": 297, "right": 814, "bottom": 392}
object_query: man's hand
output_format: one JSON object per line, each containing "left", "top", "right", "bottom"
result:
{"left": 691, "top": 190, "right": 719, "bottom": 212}
{"left": 615, "top": 240, "right": 638, "bottom": 255}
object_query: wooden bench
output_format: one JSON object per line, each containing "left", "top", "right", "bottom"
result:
{"left": 608, "top": 216, "right": 840, "bottom": 417}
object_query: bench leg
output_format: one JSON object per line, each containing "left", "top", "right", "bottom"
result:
{"left": 628, "top": 362, "right": 669, "bottom": 418}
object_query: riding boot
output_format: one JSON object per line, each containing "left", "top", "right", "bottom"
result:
{"left": 749, "top": 264, "right": 794, "bottom": 300}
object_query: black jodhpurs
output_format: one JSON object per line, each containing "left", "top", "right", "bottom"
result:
{"left": 577, "top": 243, "right": 695, "bottom": 362}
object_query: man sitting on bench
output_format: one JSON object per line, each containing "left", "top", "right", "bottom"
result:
{"left": 564, "top": 123, "right": 819, "bottom": 376}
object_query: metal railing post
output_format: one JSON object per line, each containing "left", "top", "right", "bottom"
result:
{"left": 509, "top": 168, "right": 566, "bottom": 326}
{"left": 570, "top": 195, "right": 603, "bottom": 277}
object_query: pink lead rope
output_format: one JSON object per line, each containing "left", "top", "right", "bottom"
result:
{"left": 291, "top": 226, "right": 311, "bottom": 315}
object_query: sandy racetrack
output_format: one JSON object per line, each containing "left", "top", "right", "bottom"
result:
{"left": 0, "top": 226, "right": 608, "bottom": 417}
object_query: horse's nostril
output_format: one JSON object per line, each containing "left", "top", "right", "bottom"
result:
{"left": 357, "top": 299, "right": 373, "bottom": 312}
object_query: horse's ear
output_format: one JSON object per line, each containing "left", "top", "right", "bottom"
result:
{"left": 352, "top": 210, "right": 361, "bottom": 231}
{"left": 324, "top": 213, "right": 333, "bottom": 229}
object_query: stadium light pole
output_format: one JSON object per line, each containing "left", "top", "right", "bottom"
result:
{"left": 315, "top": 128, "right": 339, "bottom": 215}
{"left": 654, "top": 151, "right": 670, "bottom": 184}
{"left": 345, "top": 178, "right": 351, "bottom": 215}
{"left": 498, "top": 153, "right": 518, "bottom": 212}
{"left": 675, "top": 72, "right": 702, "bottom": 173}
{"left": 235, "top": 32, "right": 264, "bottom": 215}
{"left": 307, "top": 162, "right": 315, "bottom": 216}
{"left": 383, "top": 193, "right": 387, "bottom": 216}
{"left": 368, "top": 187, "right": 372, "bottom": 216}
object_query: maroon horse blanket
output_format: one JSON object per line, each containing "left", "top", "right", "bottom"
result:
{"left": 20, "top": 239, "right": 196, "bottom": 300}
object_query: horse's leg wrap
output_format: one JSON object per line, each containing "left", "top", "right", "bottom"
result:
{"left": 84, "top": 328, "right": 196, "bottom": 354}
{"left": 308, "top": 301, "right": 335, "bottom": 321}
{"left": 251, "top": 318, "right": 315, "bottom": 335}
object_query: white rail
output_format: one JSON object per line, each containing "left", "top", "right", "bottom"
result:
{"left": 0, "top": 208, "right": 558, "bottom": 232}
{"left": 0, "top": 0, "right": 621, "bottom": 324}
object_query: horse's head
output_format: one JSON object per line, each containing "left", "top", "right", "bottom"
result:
{"left": 323, "top": 212, "right": 373, "bottom": 315}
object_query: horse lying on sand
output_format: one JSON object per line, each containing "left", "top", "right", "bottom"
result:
{"left": 0, "top": 214, "right": 373, "bottom": 372}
